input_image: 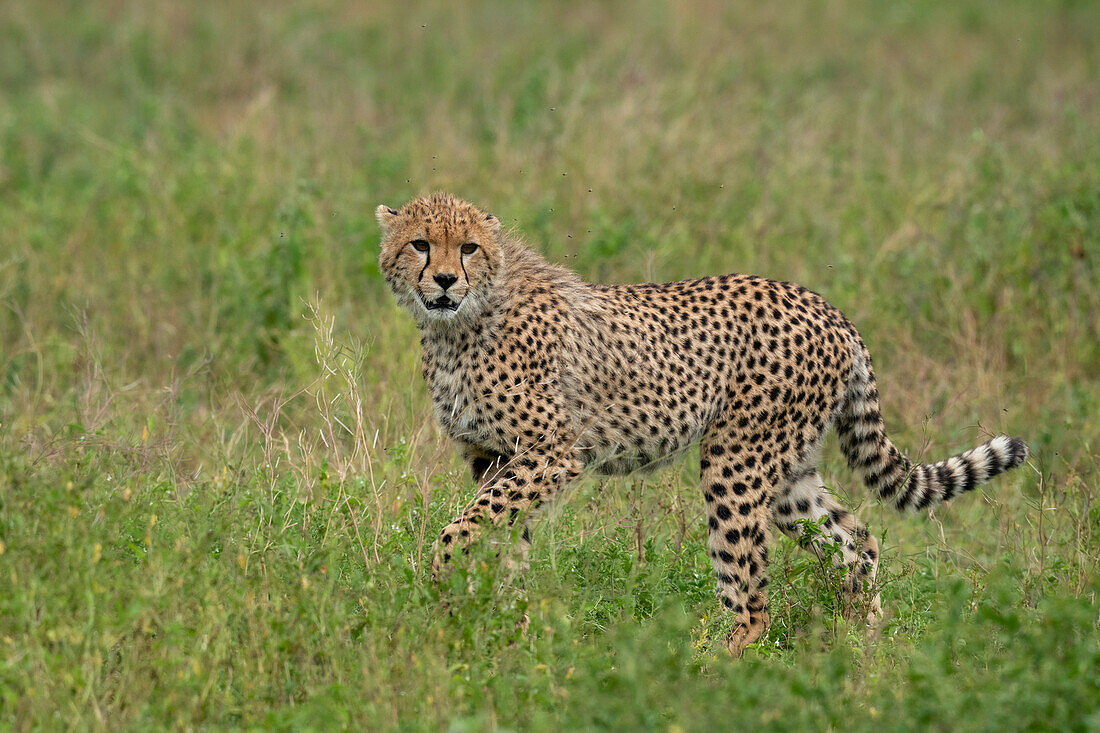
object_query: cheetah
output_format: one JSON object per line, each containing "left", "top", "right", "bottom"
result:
{"left": 376, "top": 192, "right": 1029, "bottom": 655}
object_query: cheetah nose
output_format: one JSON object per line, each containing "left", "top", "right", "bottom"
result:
{"left": 434, "top": 273, "right": 458, "bottom": 290}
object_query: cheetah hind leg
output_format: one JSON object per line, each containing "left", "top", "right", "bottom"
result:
{"left": 698, "top": 433, "right": 779, "bottom": 656}
{"left": 772, "top": 470, "right": 882, "bottom": 625}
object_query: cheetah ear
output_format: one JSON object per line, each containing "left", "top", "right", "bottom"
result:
{"left": 483, "top": 212, "right": 501, "bottom": 233}
{"left": 375, "top": 205, "right": 399, "bottom": 231}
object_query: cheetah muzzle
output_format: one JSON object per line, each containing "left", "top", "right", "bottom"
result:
{"left": 423, "top": 295, "right": 459, "bottom": 312}
{"left": 375, "top": 192, "right": 1030, "bottom": 656}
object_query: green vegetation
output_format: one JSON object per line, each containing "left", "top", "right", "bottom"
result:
{"left": 1, "top": 1, "right": 1098, "bottom": 729}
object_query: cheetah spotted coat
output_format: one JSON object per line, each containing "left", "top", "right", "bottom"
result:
{"left": 376, "top": 193, "right": 1028, "bottom": 654}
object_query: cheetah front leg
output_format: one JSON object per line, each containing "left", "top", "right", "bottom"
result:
{"left": 431, "top": 441, "right": 582, "bottom": 580}
{"left": 457, "top": 439, "right": 512, "bottom": 489}
{"left": 456, "top": 441, "right": 531, "bottom": 574}
{"left": 699, "top": 429, "right": 791, "bottom": 657}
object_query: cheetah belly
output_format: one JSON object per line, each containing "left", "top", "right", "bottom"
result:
{"left": 561, "top": 363, "right": 714, "bottom": 476}
{"left": 571, "top": 404, "right": 708, "bottom": 475}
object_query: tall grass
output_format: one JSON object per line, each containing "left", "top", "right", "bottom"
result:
{"left": 0, "top": 0, "right": 1097, "bottom": 729}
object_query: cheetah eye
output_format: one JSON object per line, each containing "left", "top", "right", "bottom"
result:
{"left": 460, "top": 243, "right": 479, "bottom": 255}
{"left": 410, "top": 240, "right": 430, "bottom": 252}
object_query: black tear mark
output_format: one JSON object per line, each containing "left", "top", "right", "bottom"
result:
{"left": 417, "top": 246, "right": 431, "bottom": 286}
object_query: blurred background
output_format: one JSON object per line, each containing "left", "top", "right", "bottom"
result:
{"left": 1, "top": 1, "right": 1097, "bottom": 729}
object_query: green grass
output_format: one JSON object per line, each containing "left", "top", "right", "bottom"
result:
{"left": 1, "top": 0, "right": 1099, "bottom": 729}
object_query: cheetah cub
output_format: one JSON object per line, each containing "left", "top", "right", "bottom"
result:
{"left": 376, "top": 193, "right": 1028, "bottom": 655}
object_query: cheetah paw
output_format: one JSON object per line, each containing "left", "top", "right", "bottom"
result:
{"left": 724, "top": 612, "right": 769, "bottom": 657}
{"left": 725, "top": 626, "right": 752, "bottom": 657}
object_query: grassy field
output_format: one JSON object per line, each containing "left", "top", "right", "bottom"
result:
{"left": 1, "top": 0, "right": 1098, "bottom": 729}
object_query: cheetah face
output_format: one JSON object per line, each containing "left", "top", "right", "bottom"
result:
{"left": 376, "top": 194, "right": 503, "bottom": 326}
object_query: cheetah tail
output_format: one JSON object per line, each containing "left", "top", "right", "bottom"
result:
{"left": 835, "top": 341, "right": 1029, "bottom": 512}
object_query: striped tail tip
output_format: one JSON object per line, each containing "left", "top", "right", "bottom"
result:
{"left": 998, "top": 435, "right": 1030, "bottom": 471}
{"left": 892, "top": 435, "right": 1029, "bottom": 512}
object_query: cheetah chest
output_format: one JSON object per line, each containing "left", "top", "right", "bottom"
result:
{"left": 421, "top": 332, "right": 499, "bottom": 448}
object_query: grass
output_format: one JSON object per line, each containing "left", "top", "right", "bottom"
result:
{"left": 1, "top": 0, "right": 1098, "bottom": 729}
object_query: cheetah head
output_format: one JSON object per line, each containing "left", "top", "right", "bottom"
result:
{"left": 376, "top": 193, "right": 503, "bottom": 326}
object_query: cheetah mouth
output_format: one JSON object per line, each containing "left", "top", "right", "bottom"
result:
{"left": 423, "top": 295, "right": 460, "bottom": 312}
